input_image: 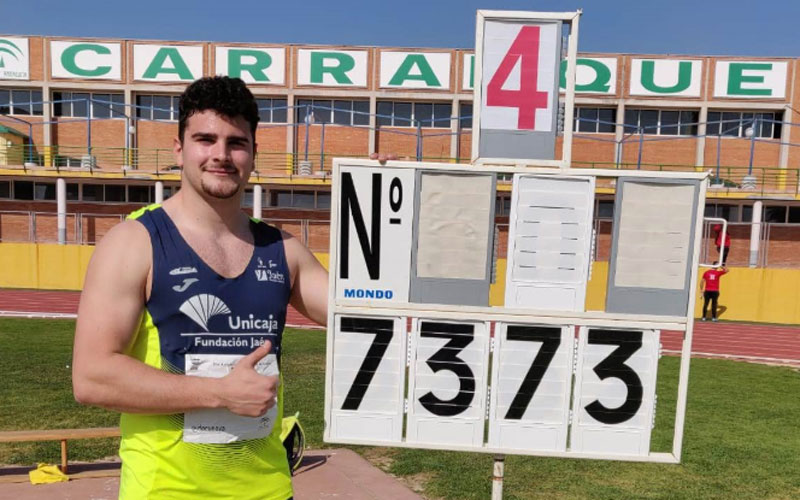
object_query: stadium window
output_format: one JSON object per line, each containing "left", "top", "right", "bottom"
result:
{"left": 352, "top": 101, "right": 369, "bottom": 125}
{"left": 13, "top": 180, "right": 34, "bottom": 200}
{"left": 376, "top": 101, "right": 393, "bottom": 127}
{"left": 763, "top": 205, "right": 787, "bottom": 223}
{"left": 573, "top": 107, "right": 616, "bottom": 133}
{"left": 172, "top": 96, "right": 181, "bottom": 119}
{"left": 269, "top": 189, "right": 329, "bottom": 209}
{"left": 66, "top": 183, "right": 79, "bottom": 201}
{"left": 577, "top": 107, "right": 597, "bottom": 133}
{"left": 128, "top": 185, "right": 152, "bottom": 203}
{"left": 72, "top": 93, "right": 89, "bottom": 117}
{"left": 416, "top": 103, "right": 433, "bottom": 127}
{"left": 292, "top": 191, "right": 315, "bottom": 208}
{"left": 624, "top": 108, "right": 699, "bottom": 136}
{"left": 741, "top": 205, "right": 753, "bottom": 222}
{"left": 152, "top": 95, "right": 172, "bottom": 120}
{"left": 295, "top": 99, "right": 311, "bottom": 124}
{"left": 105, "top": 184, "right": 126, "bottom": 202}
{"left": 294, "top": 98, "right": 368, "bottom": 126}
{"left": 639, "top": 110, "right": 659, "bottom": 132}
{"left": 15, "top": 89, "right": 40, "bottom": 115}
{"left": 312, "top": 100, "right": 332, "bottom": 123}
{"left": 256, "top": 98, "right": 271, "bottom": 123}
{"left": 0, "top": 89, "right": 43, "bottom": 116}
{"left": 0, "top": 180, "right": 10, "bottom": 199}
{"left": 494, "top": 195, "right": 511, "bottom": 216}
{"left": 272, "top": 191, "right": 292, "bottom": 207}
{"left": 705, "top": 203, "right": 739, "bottom": 222}
{"left": 788, "top": 207, "right": 800, "bottom": 223}
{"left": 12, "top": 90, "right": 30, "bottom": 115}
{"left": 459, "top": 103, "right": 472, "bottom": 129}
{"left": 433, "top": 103, "right": 452, "bottom": 128}
{"left": 135, "top": 95, "right": 152, "bottom": 120}
{"left": 706, "top": 111, "right": 781, "bottom": 139}
{"left": 92, "top": 93, "right": 111, "bottom": 119}
{"left": 597, "top": 200, "right": 614, "bottom": 218}
{"left": 376, "top": 101, "right": 452, "bottom": 128}
{"left": 679, "top": 111, "right": 699, "bottom": 135}
{"left": 134, "top": 94, "right": 180, "bottom": 121}
{"left": 82, "top": 184, "right": 103, "bottom": 202}
{"left": 660, "top": 110, "right": 680, "bottom": 135}
{"left": 333, "top": 100, "right": 352, "bottom": 125}
{"left": 53, "top": 91, "right": 124, "bottom": 118}
{"left": 394, "top": 102, "right": 412, "bottom": 126}
{"left": 33, "top": 182, "right": 56, "bottom": 201}
{"left": 272, "top": 99, "right": 287, "bottom": 123}
{"left": 241, "top": 188, "right": 254, "bottom": 208}
{"left": 91, "top": 93, "right": 126, "bottom": 119}
{"left": 317, "top": 192, "right": 331, "bottom": 209}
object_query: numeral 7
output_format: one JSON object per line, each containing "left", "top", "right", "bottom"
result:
{"left": 504, "top": 326, "right": 561, "bottom": 420}
{"left": 340, "top": 317, "right": 394, "bottom": 411}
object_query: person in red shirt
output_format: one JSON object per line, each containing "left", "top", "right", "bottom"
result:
{"left": 700, "top": 263, "right": 728, "bottom": 321}
{"left": 713, "top": 224, "right": 731, "bottom": 265}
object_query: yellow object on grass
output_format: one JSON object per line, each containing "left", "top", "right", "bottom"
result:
{"left": 29, "top": 463, "right": 69, "bottom": 484}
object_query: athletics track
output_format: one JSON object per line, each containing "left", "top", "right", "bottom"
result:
{"left": 1, "top": 288, "right": 798, "bottom": 367}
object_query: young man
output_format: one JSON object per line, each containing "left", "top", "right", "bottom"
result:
{"left": 72, "top": 77, "right": 328, "bottom": 500}
{"left": 700, "top": 262, "right": 728, "bottom": 322}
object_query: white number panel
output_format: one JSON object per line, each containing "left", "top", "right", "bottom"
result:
{"left": 480, "top": 21, "right": 559, "bottom": 132}
{"left": 326, "top": 157, "right": 705, "bottom": 465}
{"left": 329, "top": 315, "right": 407, "bottom": 444}
{"left": 488, "top": 324, "right": 574, "bottom": 452}
{"left": 406, "top": 320, "right": 490, "bottom": 447}
{"left": 570, "top": 327, "right": 660, "bottom": 456}
{"left": 505, "top": 175, "right": 595, "bottom": 311}
{"left": 336, "top": 166, "right": 416, "bottom": 303}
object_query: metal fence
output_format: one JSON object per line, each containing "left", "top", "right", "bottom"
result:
{"left": 3, "top": 210, "right": 800, "bottom": 268}
{"left": 504, "top": 219, "right": 800, "bottom": 269}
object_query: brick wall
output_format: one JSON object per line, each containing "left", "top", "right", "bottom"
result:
{"left": 376, "top": 128, "right": 417, "bottom": 159}
{"left": 295, "top": 125, "right": 370, "bottom": 167}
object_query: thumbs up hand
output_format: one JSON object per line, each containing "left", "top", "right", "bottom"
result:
{"left": 214, "top": 341, "right": 280, "bottom": 417}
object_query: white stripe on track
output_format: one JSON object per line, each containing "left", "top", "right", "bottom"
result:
{"left": 662, "top": 349, "right": 800, "bottom": 366}
{"left": 0, "top": 310, "right": 78, "bottom": 319}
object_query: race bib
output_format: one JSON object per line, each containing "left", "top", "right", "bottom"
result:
{"left": 183, "top": 353, "right": 279, "bottom": 444}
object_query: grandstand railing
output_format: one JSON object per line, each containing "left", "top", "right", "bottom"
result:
{"left": 4, "top": 210, "right": 798, "bottom": 268}
{"left": 0, "top": 211, "right": 322, "bottom": 248}
{"left": 3, "top": 144, "right": 799, "bottom": 196}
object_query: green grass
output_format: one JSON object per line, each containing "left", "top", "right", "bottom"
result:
{"left": 1, "top": 318, "right": 799, "bottom": 499}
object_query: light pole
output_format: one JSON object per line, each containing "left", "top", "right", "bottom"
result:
{"left": 742, "top": 117, "right": 757, "bottom": 189}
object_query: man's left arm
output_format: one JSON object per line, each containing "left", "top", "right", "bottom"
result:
{"left": 284, "top": 234, "right": 329, "bottom": 326}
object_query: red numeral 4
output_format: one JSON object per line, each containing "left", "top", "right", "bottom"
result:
{"left": 486, "top": 26, "right": 549, "bottom": 130}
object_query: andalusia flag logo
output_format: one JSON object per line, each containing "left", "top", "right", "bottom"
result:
{"left": 0, "top": 37, "right": 29, "bottom": 79}
{"left": 0, "top": 39, "right": 23, "bottom": 68}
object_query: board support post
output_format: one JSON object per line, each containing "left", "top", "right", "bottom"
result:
{"left": 491, "top": 454, "right": 505, "bottom": 500}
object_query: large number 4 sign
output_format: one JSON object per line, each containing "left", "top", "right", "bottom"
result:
{"left": 480, "top": 21, "right": 560, "bottom": 133}
{"left": 486, "top": 26, "right": 549, "bottom": 130}
{"left": 473, "top": 11, "right": 581, "bottom": 165}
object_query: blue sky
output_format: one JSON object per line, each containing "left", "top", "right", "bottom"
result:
{"left": 2, "top": 0, "right": 797, "bottom": 57}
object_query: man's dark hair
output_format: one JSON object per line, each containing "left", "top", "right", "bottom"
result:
{"left": 178, "top": 76, "right": 260, "bottom": 141}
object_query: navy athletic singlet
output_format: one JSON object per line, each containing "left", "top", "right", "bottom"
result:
{"left": 119, "top": 204, "right": 293, "bottom": 500}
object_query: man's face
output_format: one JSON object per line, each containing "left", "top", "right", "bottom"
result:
{"left": 174, "top": 110, "right": 256, "bottom": 200}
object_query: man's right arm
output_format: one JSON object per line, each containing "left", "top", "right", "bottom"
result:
{"left": 72, "top": 221, "right": 278, "bottom": 417}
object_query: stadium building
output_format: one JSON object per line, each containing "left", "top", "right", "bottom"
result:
{"left": 2, "top": 34, "right": 800, "bottom": 322}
